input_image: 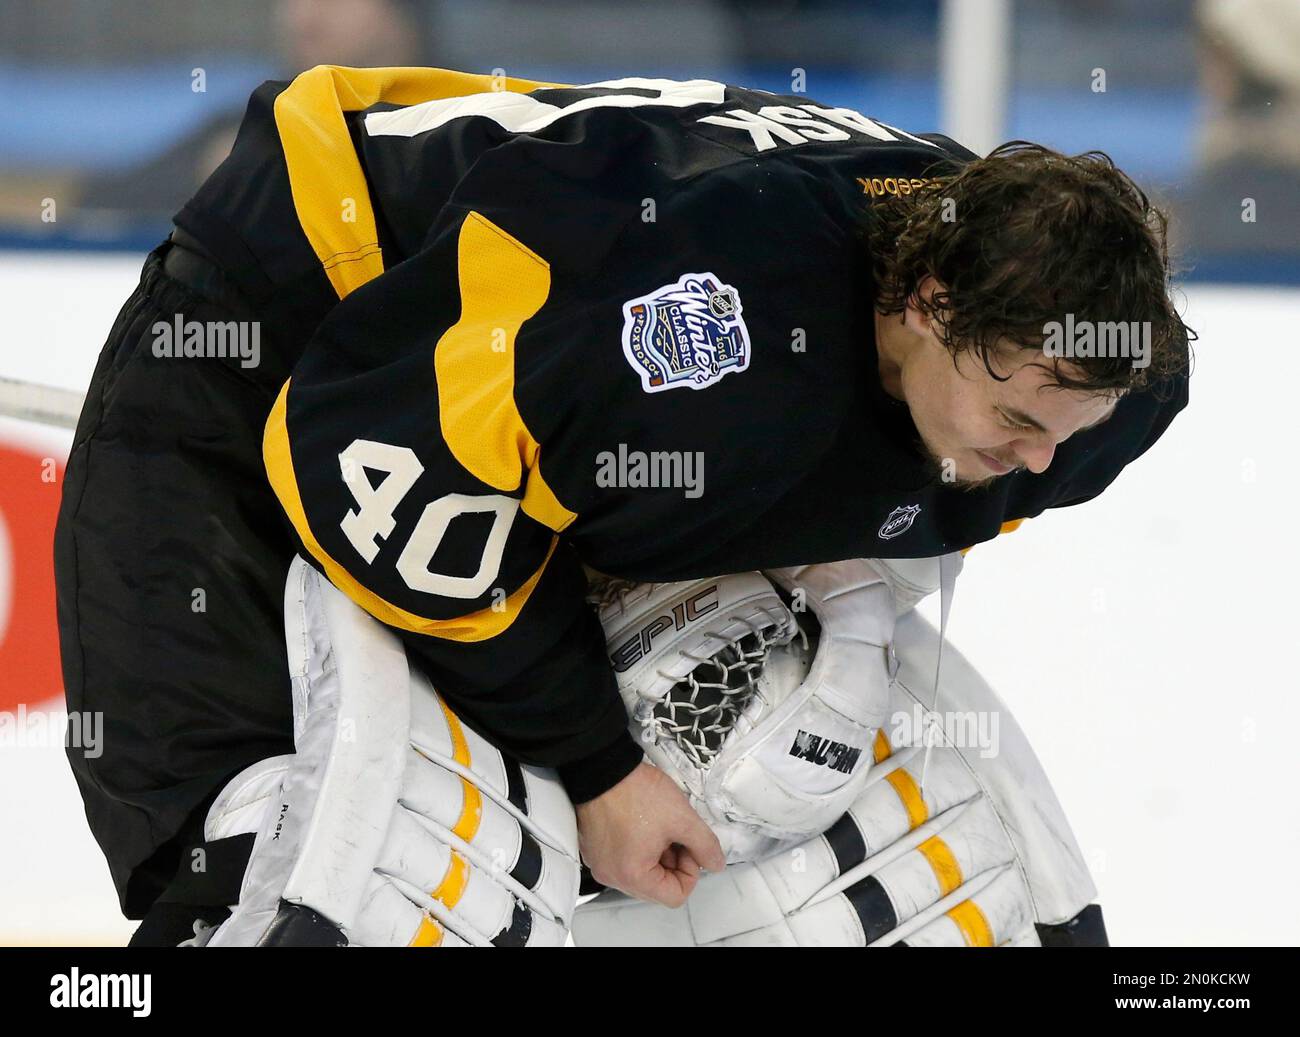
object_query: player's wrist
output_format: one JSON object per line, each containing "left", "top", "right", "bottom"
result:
{"left": 558, "top": 728, "right": 644, "bottom": 805}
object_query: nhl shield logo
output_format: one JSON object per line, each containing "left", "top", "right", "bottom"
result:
{"left": 621, "top": 272, "right": 751, "bottom": 393}
{"left": 878, "top": 504, "right": 921, "bottom": 540}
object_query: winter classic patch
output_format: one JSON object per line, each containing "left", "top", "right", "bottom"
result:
{"left": 621, "top": 272, "right": 751, "bottom": 393}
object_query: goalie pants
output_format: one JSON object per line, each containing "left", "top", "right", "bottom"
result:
{"left": 54, "top": 239, "right": 297, "bottom": 929}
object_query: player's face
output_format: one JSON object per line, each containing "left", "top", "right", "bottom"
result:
{"left": 880, "top": 285, "right": 1120, "bottom": 488}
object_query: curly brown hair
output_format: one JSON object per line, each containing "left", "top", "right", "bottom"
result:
{"left": 865, "top": 141, "right": 1194, "bottom": 396}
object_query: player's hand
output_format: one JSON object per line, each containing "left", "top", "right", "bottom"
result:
{"left": 575, "top": 762, "right": 726, "bottom": 908}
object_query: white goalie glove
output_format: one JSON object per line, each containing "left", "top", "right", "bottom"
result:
{"left": 592, "top": 560, "right": 898, "bottom": 862}
{"left": 199, "top": 557, "right": 581, "bottom": 947}
{"left": 575, "top": 559, "right": 1104, "bottom": 947}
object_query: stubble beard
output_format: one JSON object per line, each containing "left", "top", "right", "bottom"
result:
{"left": 915, "top": 437, "right": 1020, "bottom": 492}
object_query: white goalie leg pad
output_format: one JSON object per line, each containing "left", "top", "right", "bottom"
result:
{"left": 572, "top": 591, "right": 1097, "bottom": 947}
{"left": 205, "top": 556, "right": 580, "bottom": 947}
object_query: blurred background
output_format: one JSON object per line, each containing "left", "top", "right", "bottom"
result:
{"left": 1, "top": 0, "right": 1297, "bottom": 944}
{"left": 4, "top": 0, "right": 1298, "bottom": 275}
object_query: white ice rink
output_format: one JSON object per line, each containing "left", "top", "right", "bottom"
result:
{"left": 1, "top": 251, "right": 1296, "bottom": 945}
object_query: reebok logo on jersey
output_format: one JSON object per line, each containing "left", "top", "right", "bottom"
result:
{"left": 857, "top": 175, "right": 934, "bottom": 198}
{"left": 878, "top": 504, "right": 921, "bottom": 539}
{"left": 621, "top": 272, "right": 750, "bottom": 393}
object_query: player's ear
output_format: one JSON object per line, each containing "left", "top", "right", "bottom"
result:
{"left": 903, "top": 275, "right": 944, "bottom": 338}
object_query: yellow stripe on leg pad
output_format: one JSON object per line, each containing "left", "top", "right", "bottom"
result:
{"left": 409, "top": 914, "right": 444, "bottom": 947}
{"left": 438, "top": 694, "right": 472, "bottom": 768}
{"left": 436, "top": 695, "right": 487, "bottom": 844}
{"left": 409, "top": 700, "right": 480, "bottom": 945}
{"left": 431, "top": 851, "right": 471, "bottom": 909}
{"left": 916, "top": 835, "right": 963, "bottom": 897}
{"left": 947, "top": 899, "right": 995, "bottom": 947}
{"left": 453, "top": 779, "right": 483, "bottom": 844}
{"left": 886, "top": 768, "right": 929, "bottom": 829}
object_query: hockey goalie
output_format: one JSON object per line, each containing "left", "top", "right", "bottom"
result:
{"left": 51, "top": 67, "right": 1190, "bottom": 944}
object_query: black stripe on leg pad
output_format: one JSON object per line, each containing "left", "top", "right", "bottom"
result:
{"left": 510, "top": 829, "right": 543, "bottom": 889}
{"left": 491, "top": 901, "right": 534, "bottom": 948}
{"left": 503, "top": 756, "right": 529, "bottom": 814}
{"left": 842, "top": 875, "right": 900, "bottom": 944}
{"left": 823, "top": 812, "right": 867, "bottom": 875}
{"left": 257, "top": 901, "right": 348, "bottom": 947}
{"left": 1036, "top": 903, "right": 1109, "bottom": 947}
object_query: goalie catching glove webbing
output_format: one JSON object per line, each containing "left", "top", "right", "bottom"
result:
{"left": 199, "top": 557, "right": 581, "bottom": 947}
{"left": 591, "top": 560, "right": 898, "bottom": 862}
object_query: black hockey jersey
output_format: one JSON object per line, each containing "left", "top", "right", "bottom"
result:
{"left": 176, "top": 67, "right": 1188, "bottom": 799}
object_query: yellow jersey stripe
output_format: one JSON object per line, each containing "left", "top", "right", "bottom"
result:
{"left": 273, "top": 65, "right": 564, "bottom": 299}
{"left": 435, "top": 211, "right": 576, "bottom": 532}
{"left": 962, "top": 517, "right": 1027, "bottom": 556}
{"left": 262, "top": 378, "right": 557, "bottom": 641}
